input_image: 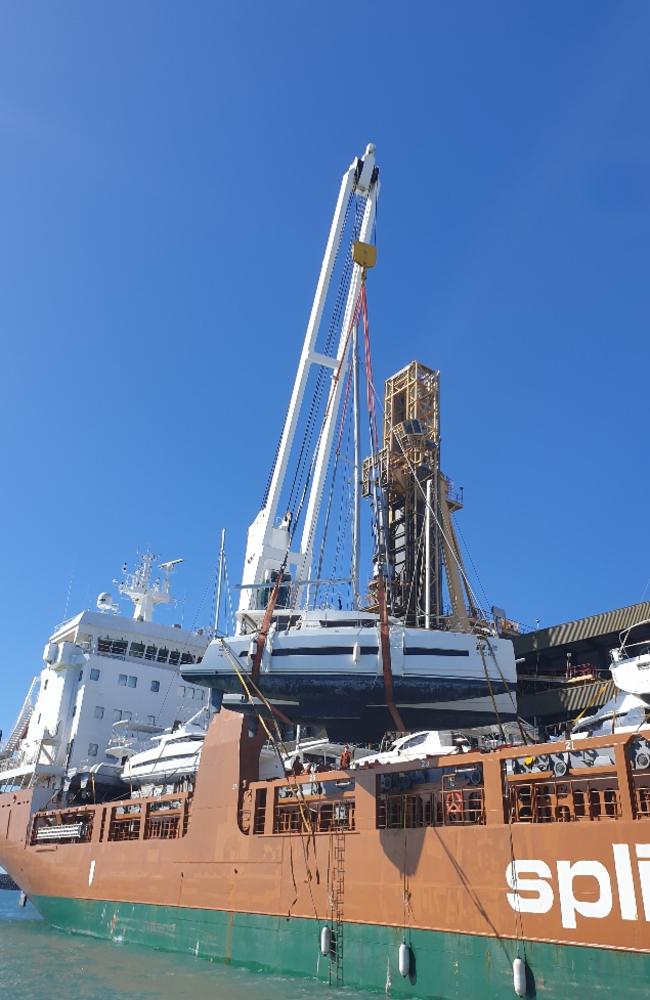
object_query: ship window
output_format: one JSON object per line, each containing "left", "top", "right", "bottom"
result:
{"left": 118, "top": 674, "right": 127, "bottom": 686}
{"left": 72, "top": 703, "right": 77, "bottom": 717}
{"left": 178, "top": 685, "right": 186, "bottom": 697}
{"left": 43, "top": 679, "right": 48, "bottom": 690}
{"left": 88, "top": 743, "right": 98, "bottom": 757}
{"left": 180, "top": 652, "right": 194, "bottom": 665}
{"left": 122, "top": 711, "right": 132, "bottom": 722}
{"left": 94, "top": 706, "right": 105, "bottom": 719}
{"left": 402, "top": 734, "right": 428, "bottom": 749}
{"left": 147, "top": 715, "right": 156, "bottom": 725}
{"left": 156, "top": 647, "right": 169, "bottom": 663}
{"left": 98, "top": 637, "right": 128, "bottom": 657}
{"left": 127, "top": 675, "right": 137, "bottom": 689}
{"left": 113, "top": 709, "right": 123, "bottom": 721}
{"left": 144, "top": 645, "right": 157, "bottom": 661}
{"left": 37, "top": 713, "right": 41, "bottom": 724}
{"left": 150, "top": 680, "right": 160, "bottom": 693}
{"left": 90, "top": 668, "right": 100, "bottom": 681}
{"left": 129, "top": 642, "right": 145, "bottom": 660}
{"left": 169, "top": 650, "right": 180, "bottom": 666}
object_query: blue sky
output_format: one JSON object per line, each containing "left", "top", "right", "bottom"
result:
{"left": 1, "top": 3, "right": 649, "bottom": 736}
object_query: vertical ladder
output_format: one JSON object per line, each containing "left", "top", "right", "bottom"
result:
{"left": 329, "top": 819, "right": 346, "bottom": 986}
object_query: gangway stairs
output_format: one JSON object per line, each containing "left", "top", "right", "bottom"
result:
{"left": 0, "top": 677, "right": 38, "bottom": 758}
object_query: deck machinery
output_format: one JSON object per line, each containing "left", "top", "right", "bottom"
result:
{"left": 363, "top": 360, "right": 481, "bottom": 632}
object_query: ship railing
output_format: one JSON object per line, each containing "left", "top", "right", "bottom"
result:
{"left": 633, "top": 782, "right": 650, "bottom": 819}
{"left": 104, "top": 794, "right": 191, "bottom": 842}
{"left": 0, "top": 751, "right": 26, "bottom": 773}
{"left": 376, "top": 786, "right": 485, "bottom": 829}
{"left": 273, "top": 796, "right": 355, "bottom": 834}
{"left": 507, "top": 774, "right": 621, "bottom": 823}
{"left": 30, "top": 808, "right": 94, "bottom": 845}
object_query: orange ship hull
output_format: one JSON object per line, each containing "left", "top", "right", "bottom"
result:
{"left": 2, "top": 712, "right": 649, "bottom": 998}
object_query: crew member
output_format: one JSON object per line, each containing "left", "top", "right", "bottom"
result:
{"left": 339, "top": 745, "right": 352, "bottom": 769}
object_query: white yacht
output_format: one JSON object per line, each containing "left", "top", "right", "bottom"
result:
{"left": 121, "top": 709, "right": 209, "bottom": 794}
{"left": 0, "top": 553, "right": 211, "bottom": 798}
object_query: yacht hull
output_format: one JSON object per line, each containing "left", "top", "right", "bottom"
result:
{"left": 183, "top": 624, "right": 517, "bottom": 739}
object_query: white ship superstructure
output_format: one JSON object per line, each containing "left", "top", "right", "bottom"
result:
{"left": 0, "top": 553, "right": 211, "bottom": 795}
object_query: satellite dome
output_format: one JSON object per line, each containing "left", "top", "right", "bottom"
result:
{"left": 97, "top": 592, "right": 117, "bottom": 612}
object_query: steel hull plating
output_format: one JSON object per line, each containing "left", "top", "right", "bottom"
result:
{"left": 30, "top": 894, "right": 650, "bottom": 999}
{"left": 3, "top": 714, "right": 649, "bottom": 1000}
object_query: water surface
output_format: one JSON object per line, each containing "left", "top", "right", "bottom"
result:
{"left": 0, "top": 892, "right": 374, "bottom": 1000}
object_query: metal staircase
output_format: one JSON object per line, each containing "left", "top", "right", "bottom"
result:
{"left": 1, "top": 677, "right": 38, "bottom": 757}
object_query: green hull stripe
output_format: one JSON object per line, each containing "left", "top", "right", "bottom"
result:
{"left": 31, "top": 895, "right": 650, "bottom": 999}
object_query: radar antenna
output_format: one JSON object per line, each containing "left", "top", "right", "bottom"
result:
{"left": 116, "top": 553, "right": 183, "bottom": 623}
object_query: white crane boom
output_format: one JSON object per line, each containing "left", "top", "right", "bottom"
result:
{"left": 237, "top": 144, "right": 379, "bottom": 621}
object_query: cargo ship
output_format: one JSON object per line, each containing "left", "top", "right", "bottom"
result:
{"left": 1, "top": 145, "right": 649, "bottom": 999}
{"left": 1, "top": 711, "right": 649, "bottom": 997}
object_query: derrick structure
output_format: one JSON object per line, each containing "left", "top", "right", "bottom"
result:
{"left": 362, "top": 361, "right": 480, "bottom": 630}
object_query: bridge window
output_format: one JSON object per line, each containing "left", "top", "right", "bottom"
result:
{"left": 129, "top": 642, "right": 145, "bottom": 660}
{"left": 156, "top": 647, "right": 169, "bottom": 663}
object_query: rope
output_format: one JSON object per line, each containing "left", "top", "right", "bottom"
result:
{"left": 217, "top": 635, "right": 322, "bottom": 920}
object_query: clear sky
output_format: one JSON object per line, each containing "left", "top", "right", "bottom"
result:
{"left": 1, "top": 3, "right": 649, "bottom": 737}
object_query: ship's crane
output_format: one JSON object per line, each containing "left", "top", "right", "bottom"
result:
{"left": 237, "top": 144, "right": 380, "bottom": 623}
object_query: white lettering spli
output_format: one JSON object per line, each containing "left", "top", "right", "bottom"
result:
{"left": 505, "top": 844, "right": 650, "bottom": 930}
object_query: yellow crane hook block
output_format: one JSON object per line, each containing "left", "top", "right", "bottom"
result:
{"left": 352, "top": 241, "right": 377, "bottom": 269}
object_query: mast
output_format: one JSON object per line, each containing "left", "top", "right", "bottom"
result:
{"left": 117, "top": 553, "right": 182, "bottom": 623}
{"left": 237, "top": 144, "right": 380, "bottom": 621}
{"left": 425, "top": 478, "right": 431, "bottom": 628}
{"left": 351, "top": 323, "right": 361, "bottom": 609}
{"left": 298, "top": 178, "right": 378, "bottom": 598}
{"left": 214, "top": 528, "right": 226, "bottom": 635}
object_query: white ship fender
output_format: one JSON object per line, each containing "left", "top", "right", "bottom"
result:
{"left": 513, "top": 956, "right": 526, "bottom": 997}
{"left": 398, "top": 941, "right": 411, "bottom": 977}
{"left": 320, "top": 926, "right": 332, "bottom": 956}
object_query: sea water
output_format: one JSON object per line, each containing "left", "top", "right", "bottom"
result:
{"left": 0, "top": 892, "right": 374, "bottom": 1000}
